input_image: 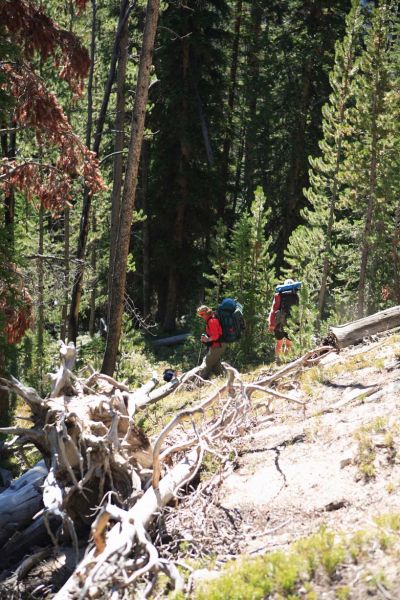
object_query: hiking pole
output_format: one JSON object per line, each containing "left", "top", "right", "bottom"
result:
{"left": 197, "top": 342, "right": 204, "bottom": 365}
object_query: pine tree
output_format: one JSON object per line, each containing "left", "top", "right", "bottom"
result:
{"left": 340, "top": 1, "right": 399, "bottom": 317}
{"left": 223, "top": 187, "right": 275, "bottom": 361}
{"left": 204, "top": 220, "right": 229, "bottom": 307}
{"left": 145, "top": 0, "right": 230, "bottom": 331}
{"left": 285, "top": 0, "right": 364, "bottom": 323}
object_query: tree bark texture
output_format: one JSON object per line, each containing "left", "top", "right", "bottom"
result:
{"left": 328, "top": 305, "right": 400, "bottom": 349}
{"left": 102, "top": 0, "right": 160, "bottom": 374}
{"left": 108, "top": 5, "right": 129, "bottom": 304}
{"left": 220, "top": 0, "right": 242, "bottom": 219}
{"left": 68, "top": 0, "right": 132, "bottom": 344}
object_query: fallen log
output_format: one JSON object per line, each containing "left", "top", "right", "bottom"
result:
{"left": 152, "top": 333, "right": 190, "bottom": 347}
{"left": 0, "top": 460, "right": 47, "bottom": 547}
{"left": 328, "top": 305, "right": 400, "bottom": 349}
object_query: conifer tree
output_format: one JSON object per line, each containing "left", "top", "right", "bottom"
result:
{"left": 145, "top": 0, "right": 230, "bottom": 331}
{"left": 204, "top": 220, "right": 229, "bottom": 307}
{"left": 285, "top": 0, "right": 363, "bottom": 323}
{"left": 223, "top": 187, "right": 275, "bottom": 360}
{"left": 340, "top": 1, "right": 399, "bottom": 317}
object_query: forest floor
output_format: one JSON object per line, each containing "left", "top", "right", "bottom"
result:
{"left": 163, "top": 332, "right": 400, "bottom": 599}
{"left": 2, "top": 333, "right": 400, "bottom": 599}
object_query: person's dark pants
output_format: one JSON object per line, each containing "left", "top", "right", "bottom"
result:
{"left": 274, "top": 324, "right": 290, "bottom": 341}
{"left": 199, "top": 344, "right": 226, "bottom": 380}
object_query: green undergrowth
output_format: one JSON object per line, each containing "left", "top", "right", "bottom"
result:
{"left": 353, "top": 416, "right": 399, "bottom": 481}
{"left": 168, "top": 514, "right": 400, "bottom": 600}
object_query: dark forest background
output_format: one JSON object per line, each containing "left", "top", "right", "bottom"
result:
{"left": 1, "top": 0, "right": 399, "bottom": 408}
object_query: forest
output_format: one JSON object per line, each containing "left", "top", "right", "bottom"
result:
{"left": 0, "top": 0, "right": 399, "bottom": 596}
{"left": 1, "top": 0, "right": 399, "bottom": 388}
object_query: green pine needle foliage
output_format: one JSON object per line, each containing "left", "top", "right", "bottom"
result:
{"left": 205, "top": 187, "right": 276, "bottom": 364}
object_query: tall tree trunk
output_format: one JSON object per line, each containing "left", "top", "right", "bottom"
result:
{"left": 357, "top": 41, "right": 382, "bottom": 318}
{"left": 357, "top": 141, "right": 378, "bottom": 318}
{"left": 60, "top": 205, "right": 70, "bottom": 342}
{"left": 108, "top": 7, "right": 129, "bottom": 315}
{"left": 102, "top": 0, "right": 160, "bottom": 375}
{"left": 242, "top": 2, "right": 262, "bottom": 206}
{"left": 163, "top": 203, "right": 185, "bottom": 332}
{"left": 89, "top": 211, "right": 97, "bottom": 337}
{"left": 37, "top": 205, "right": 44, "bottom": 393}
{"left": 141, "top": 140, "right": 151, "bottom": 317}
{"left": 68, "top": 0, "right": 132, "bottom": 343}
{"left": 220, "top": 0, "right": 242, "bottom": 218}
{"left": 67, "top": 0, "right": 97, "bottom": 343}
{"left": 317, "top": 82, "right": 352, "bottom": 320}
{"left": 59, "top": 5, "right": 76, "bottom": 342}
{"left": 162, "top": 35, "right": 190, "bottom": 332}
{"left": 0, "top": 125, "right": 16, "bottom": 419}
{"left": 281, "top": 56, "right": 312, "bottom": 262}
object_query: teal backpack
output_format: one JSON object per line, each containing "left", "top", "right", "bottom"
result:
{"left": 216, "top": 298, "right": 245, "bottom": 343}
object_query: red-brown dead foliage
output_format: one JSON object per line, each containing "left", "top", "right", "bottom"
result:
{"left": 0, "top": 0, "right": 90, "bottom": 94}
{"left": 0, "top": 63, "right": 105, "bottom": 211}
{"left": 0, "top": 266, "right": 33, "bottom": 345}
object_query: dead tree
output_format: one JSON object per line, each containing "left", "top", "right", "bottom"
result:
{"left": 0, "top": 341, "right": 333, "bottom": 598}
{"left": 327, "top": 305, "right": 400, "bottom": 349}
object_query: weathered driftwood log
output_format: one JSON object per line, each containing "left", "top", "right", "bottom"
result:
{"left": 0, "top": 341, "right": 155, "bottom": 557}
{"left": 0, "top": 460, "right": 47, "bottom": 547}
{"left": 328, "top": 305, "right": 400, "bottom": 349}
{"left": 0, "top": 513, "right": 61, "bottom": 573}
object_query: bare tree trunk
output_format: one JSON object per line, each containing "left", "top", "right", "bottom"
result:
{"left": 108, "top": 6, "right": 129, "bottom": 311}
{"left": 141, "top": 140, "right": 151, "bottom": 317}
{"left": 0, "top": 127, "right": 16, "bottom": 418}
{"left": 60, "top": 205, "right": 70, "bottom": 342}
{"left": 60, "top": 6, "right": 75, "bottom": 342}
{"left": 68, "top": 0, "right": 132, "bottom": 343}
{"left": 68, "top": 0, "right": 97, "bottom": 343}
{"left": 37, "top": 204, "right": 44, "bottom": 392}
{"left": 329, "top": 305, "right": 400, "bottom": 349}
{"left": 162, "top": 35, "right": 190, "bottom": 332}
{"left": 89, "top": 211, "right": 97, "bottom": 337}
{"left": 102, "top": 0, "right": 160, "bottom": 375}
{"left": 163, "top": 203, "right": 185, "bottom": 332}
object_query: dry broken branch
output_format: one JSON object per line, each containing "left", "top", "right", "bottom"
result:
{"left": 0, "top": 341, "right": 334, "bottom": 598}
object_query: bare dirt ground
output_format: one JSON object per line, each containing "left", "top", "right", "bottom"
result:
{"left": 2, "top": 334, "right": 400, "bottom": 599}
{"left": 170, "top": 333, "right": 400, "bottom": 598}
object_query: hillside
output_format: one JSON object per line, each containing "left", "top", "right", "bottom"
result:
{"left": 160, "top": 332, "right": 400, "bottom": 599}
{"left": 1, "top": 332, "right": 400, "bottom": 599}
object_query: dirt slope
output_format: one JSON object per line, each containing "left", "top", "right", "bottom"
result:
{"left": 181, "top": 333, "right": 400, "bottom": 598}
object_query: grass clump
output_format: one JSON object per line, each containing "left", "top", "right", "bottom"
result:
{"left": 300, "top": 367, "right": 325, "bottom": 397}
{"left": 335, "top": 586, "right": 350, "bottom": 600}
{"left": 195, "top": 526, "right": 346, "bottom": 600}
{"left": 354, "top": 417, "right": 398, "bottom": 481}
{"left": 192, "top": 515, "right": 400, "bottom": 600}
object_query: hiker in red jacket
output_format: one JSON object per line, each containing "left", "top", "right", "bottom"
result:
{"left": 197, "top": 305, "right": 226, "bottom": 380}
{"left": 268, "top": 278, "right": 299, "bottom": 361}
